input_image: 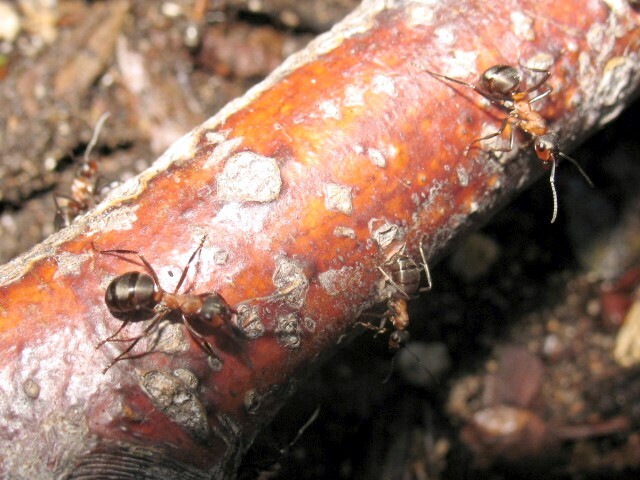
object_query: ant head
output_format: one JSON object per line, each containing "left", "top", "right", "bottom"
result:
{"left": 76, "top": 160, "right": 98, "bottom": 177}
{"left": 534, "top": 132, "right": 560, "bottom": 163}
{"left": 389, "top": 330, "right": 410, "bottom": 350}
{"left": 105, "top": 271, "right": 158, "bottom": 319}
{"left": 479, "top": 65, "right": 522, "bottom": 98}
{"left": 199, "top": 292, "right": 236, "bottom": 322}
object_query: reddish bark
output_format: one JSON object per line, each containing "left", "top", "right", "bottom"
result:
{"left": 1, "top": 0, "right": 639, "bottom": 477}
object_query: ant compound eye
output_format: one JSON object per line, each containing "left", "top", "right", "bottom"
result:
{"left": 535, "top": 139, "right": 548, "bottom": 152}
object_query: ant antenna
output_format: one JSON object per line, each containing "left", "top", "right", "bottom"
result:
{"left": 548, "top": 151, "right": 594, "bottom": 223}
{"left": 549, "top": 160, "right": 559, "bottom": 224}
{"left": 84, "top": 112, "right": 110, "bottom": 163}
{"left": 281, "top": 406, "right": 321, "bottom": 454}
{"left": 558, "top": 151, "right": 594, "bottom": 188}
{"left": 382, "top": 343, "right": 439, "bottom": 386}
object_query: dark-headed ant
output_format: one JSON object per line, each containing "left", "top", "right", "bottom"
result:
{"left": 54, "top": 112, "right": 110, "bottom": 230}
{"left": 359, "top": 239, "right": 432, "bottom": 350}
{"left": 425, "top": 64, "right": 593, "bottom": 223}
{"left": 96, "top": 237, "right": 242, "bottom": 373}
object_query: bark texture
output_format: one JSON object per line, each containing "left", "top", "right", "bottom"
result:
{"left": 1, "top": 0, "right": 639, "bottom": 478}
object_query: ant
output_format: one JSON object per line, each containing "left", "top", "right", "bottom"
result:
{"left": 424, "top": 64, "right": 593, "bottom": 223}
{"left": 358, "top": 239, "right": 432, "bottom": 350}
{"left": 54, "top": 112, "right": 110, "bottom": 230}
{"left": 96, "top": 237, "right": 243, "bottom": 373}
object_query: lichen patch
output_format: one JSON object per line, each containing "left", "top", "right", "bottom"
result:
{"left": 217, "top": 152, "right": 282, "bottom": 203}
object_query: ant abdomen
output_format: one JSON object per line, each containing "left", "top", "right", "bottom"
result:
{"left": 388, "top": 256, "right": 421, "bottom": 298}
{"left": 105, "top": 272, "right": 158, "bottom": 320}
{"left": 479, "top": 64, "right": 522, "bottom": 98}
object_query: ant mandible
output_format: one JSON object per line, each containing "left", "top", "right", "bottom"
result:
{"left": 425, "top": 64, "right": 593, "bottom": 223}
{"left": 359, "top": 239, "right": 432, "bottom": 350}
{"left": 96, "top": 237, "right": 241, "bottom": 373}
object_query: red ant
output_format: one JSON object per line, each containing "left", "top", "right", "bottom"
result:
{"left": 54, "top": 112, "right": 110, "bottom": 230}
{"left": 359, "top": 239, "right": 432, "bottom": 350}
{"left": 96, "top": 237, "right": 242, "bottom": 373}
{"left": 425, "top": 64, "right": 593, "bottom": 223}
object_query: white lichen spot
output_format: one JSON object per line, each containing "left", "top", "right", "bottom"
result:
{"left": 53, "top": 251, "right": 91, "bottom": 280}
{"left": 212, "top": 247, "right": 229, "bottom": 265}
{"left": 140, "top": 370, "right": 209, "bottom": 442}
{"left": 235, "top": 304, "right": 265, "bottom": 339}
{"left": 173, "top": 369, "right": 198, "bottom": 390}
{"left": 303, "top": 317, "right": 317, "bottom": 333}
{"left": 205, "top": 130, "right": 228, "bottom": 145}
{"left": 442, "top": 50, "right": 479, "bottom": 79}
{"left": 215, "top": 202, "right": 271, "bottom": 234}
{"left": 434, "top": 26, "right": 456, "bottom": 46}
{"left": 318, "top": 99, "right": 341, "bottom": 119}
{"left": 353, "top": 144, "right": 364, "bottom": 155}
{"left": 217, "top": 152, "right": 282, "bottom": 203}
{"left": 598, "top": 57, "right": 633, "bottom": 108}
{"left": 22, "top": 378, "right": 40, "bottom": 400}
{"left": 333, "top": 226, "right": 356, "bottom": 239}
{"left": 273, "top": 256, "right": 309, "bottom": 309}
{"left": 386, "top": 143, "right": 399, "bottom": 161}
{"left": 523, "top": 53, "right": 554, "bottom": 72}
{"left": 602, "top": 0, "right": 628, "bottom": 15}
{"left": 275, "top": 314, "right": 302, "bottom": 349}
{"left": 324, "top": 182, "right": 354, "bottom": 215}
{"left": 406, "top": 2, "right": 437, "bottom": 26}
{"left": 367, "top": 147, "right": 386, "bottom": 167}
{"left": 203, "top": 136, "right": 243, "bottom": 168}
{"left": 510, "top": 11, "right": 535, "bottom": 41}
{"left": 371, "top": 74, "right": 396, "bottom": 96}
{"left": 318, "top": 266, "right": 354, "bottom": 296}
{"left": 457, "top": 166, "right": 469, "bottom": 187}
{"left": 153, "top": 321, "right": 190, "bottom": 354}
{"left": 344, "top": 84, "right": 365, "bottom": 107}
{"left": 87, "top": 205, "right": 138, "bottom": 234}
{"left": 368, "top": 218, "right": 402, "bottom": 249}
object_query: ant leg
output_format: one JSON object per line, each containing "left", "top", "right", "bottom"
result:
{"left": 423, "top": 68, "right": 478, "bottom": 91}
{"left": 378, "top": 266, "right": 411, "bottom": 300}
{"left": 98, "top": 248, "right": 161, "bottom": 286}
{"left": 95, "top": 319, "right": 131, "bottom": 348}
{"left": 173, "top": 236, "right": 207, "bottom": 293}
{"left": 181, "top": 316, "right": 224, "bottom": 358}
{"left": 464, "top": 116, "right": 511, "bottom": 156}
{"left": 549, "top": 159, "right": 559, "bottom": 224}
{"left": 523, "top": 70, "right": 551, "bottom": 96}
{"left": 529, "top": 88, "right": 552, "bottom": 104}
{"left": 355, "top": 314, "right": 389, "bottom": 336}
{"left": 418, "top": 238, "right": 432, "bottom": 293}
{"left": 101, "top": 314, "right": 164, "bottom": 373}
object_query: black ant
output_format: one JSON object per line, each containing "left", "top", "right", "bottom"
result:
{"left": 425, "top": 64, "right": 593, "bottom": 223}
{"left": 54, "top": 112, "right": 110, "bottom": 230}
{"left": 96, "top": 237, "right": 243, "bottom": 373}
{"left": 358, "top": 239, "right": 432, "bottom": 350}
